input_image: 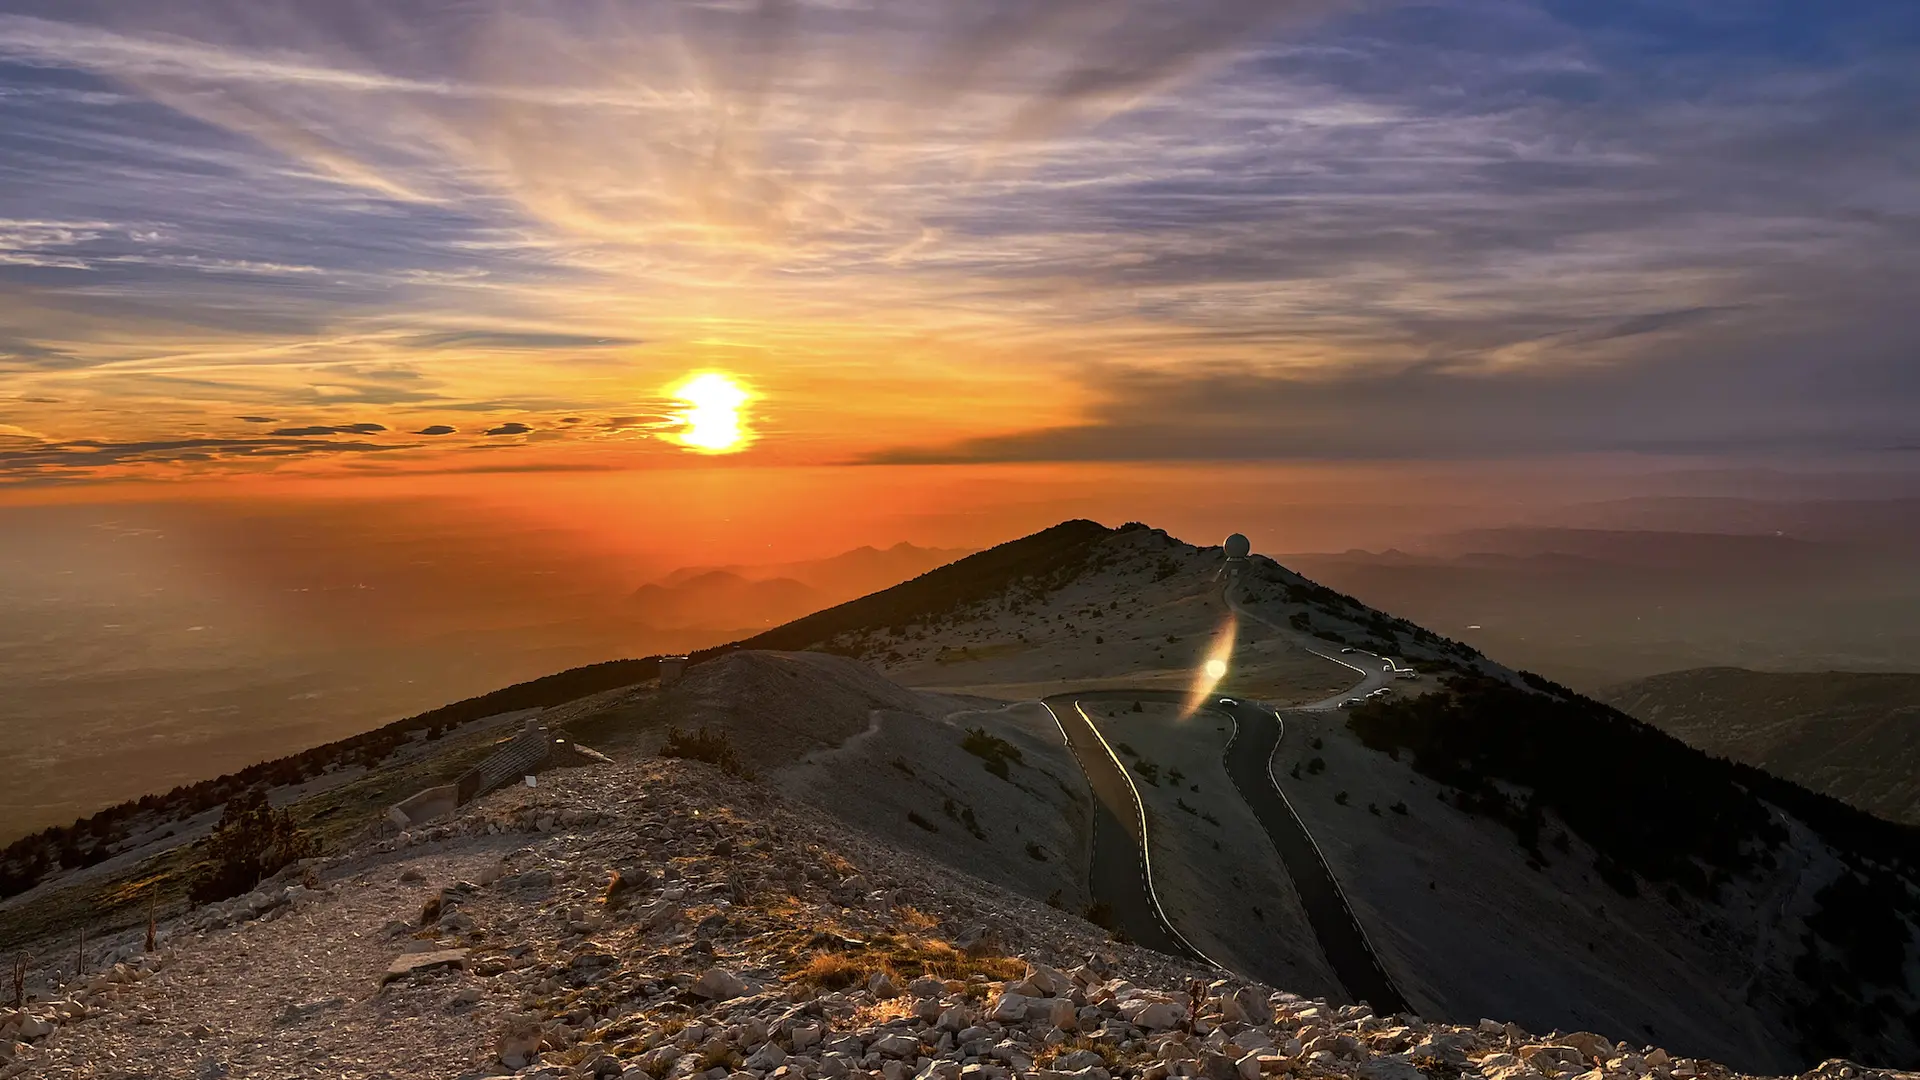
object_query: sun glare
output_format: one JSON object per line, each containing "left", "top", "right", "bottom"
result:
{"left": 1183, "top": 612, "right": 1239, "bottom": 718}
{"left": 668, "top": 372, "right": 752, "bottom": 453}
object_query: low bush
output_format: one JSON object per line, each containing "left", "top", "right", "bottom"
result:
{"left": 186, "top": 788, "right": 316, "bottom": 905}
{"left": 658, "top": 726, "right": 751, "bottom": 778}
{"left": 961, "top": 728, "right": 1023, "bottom": 780}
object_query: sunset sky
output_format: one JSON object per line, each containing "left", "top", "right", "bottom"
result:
{"left": 2, "top": 0, "right": 1915, "bottom": 493}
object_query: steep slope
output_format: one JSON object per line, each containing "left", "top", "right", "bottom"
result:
{"left": 8, "top": 518, "right": 1919, "bottom": 1077}
{"left": 731, "top": 521, "right": 1384, "bottom": 703}
{"left": 1330, "top": 678, "right": 1920, "bottom": 1071}
{"left": 18, "top": 756, "right": 1912, "bottom": 1080}
{"left": 703, "top": 521, "right": 1920, "bottom": 1070}
{"left": 1599, "top": 668, "right": 1920, "bottom": 826}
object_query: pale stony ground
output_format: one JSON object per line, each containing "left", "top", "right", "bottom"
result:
{"left": 1079, "top": 702, "right": 1338, "bottom": 1002}
{"left": 1273, "top": 711, "right": 1822, "bottom": 1074}
{"left": 5, "top": 756, "right": 1910, "bottom": 1080}
{"left": 833, "top": 531, "right": 1354, "bottom": 707}
{"left": 777, "top": 700, "right": 1094, "bottom": 918}
{"left": 2, "top": 758, "right": 1206, "bottom": 1079}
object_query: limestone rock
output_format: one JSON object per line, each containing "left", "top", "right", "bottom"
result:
{"left": 382, "top": 948, "right": 468, "bottom": 983}
{"left": 498, "top": 1017, "right": 546, "bottom": 1069}
{"left": 692, "top": 967, "right": 748, "bottom": 1001}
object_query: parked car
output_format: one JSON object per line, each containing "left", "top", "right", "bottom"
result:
{"left": 1340, "top": 647, "right": 1356, "bottom": 654}
{"left": 1337, "top": 698, "right": 1362, "bottom": 709}
{"left": 1217, "top": 697, "right": 1238, "bottom": 707}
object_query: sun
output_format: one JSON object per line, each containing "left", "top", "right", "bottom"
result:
{"left": 666, "top": 372, "right": 752, "bottom": 453}
{"left": 1204, "top": 658, "right": 1228, "bottom": 680}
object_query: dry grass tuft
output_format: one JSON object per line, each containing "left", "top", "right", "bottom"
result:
{"left": 796, "top": 951, "right": 870, "bottom": 990}
{"left": 785, "top": 931, "right": 1025, "bottom": 991}
{"left": 895, "top": 905, "right": 940, "bottom": 931}
{"left": 1037, "top": 1037, "right": 1123, "bottom": 1069}
{"left": 849, "top": 997, "right": 916, "bottom": 1029}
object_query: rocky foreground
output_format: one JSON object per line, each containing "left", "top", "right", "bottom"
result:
{"left": 0, "top": 759, "right": 1911, "bottom": 1080}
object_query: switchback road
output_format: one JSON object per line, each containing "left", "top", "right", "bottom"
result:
{"left": 1219, "top": 699, "right": 1409, "bottom": 1012}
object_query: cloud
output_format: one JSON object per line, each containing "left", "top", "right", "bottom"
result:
{"left": 403, "top": 331, "right": 641, "bottom": 351}
{"left": 235, "top": 415, "right": 278, "bottom": 423}
{"left": 415, "top": 424, "right": 455, "bottom": 435}
{"left": 869, "top": 305, "right": 1920, "bottom": 462}
{"left": 0, "top": 434, "right": 405, "bottom": 483}
{"left": 483, "top": 422, "right": 531, "bottom": 436}
{"left": 269, "top": 422, "right": 385, "bottom": 436}
{"left": 0, "top": 1, "right": 1916, "bottom": 471}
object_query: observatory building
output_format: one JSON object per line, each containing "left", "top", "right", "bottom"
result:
{"left": 1220, "top": 532, "right": 1251, "bottom": 580}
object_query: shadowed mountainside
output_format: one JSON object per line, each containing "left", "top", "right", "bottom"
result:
{"left": 1600, "top": 668, "right": 1920, "bottom": 826}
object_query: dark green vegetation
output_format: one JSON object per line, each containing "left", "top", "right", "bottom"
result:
{"left": 0, "top": 657, "right": 662, "bottom": 899}
{"left": 724, "top": 520, "right": 1123, "bottom": 656}
{"left": 657, "top": 725, "right": 749, "bottom": 777}
{"left": 1348, "top": 675, "right": 1920, "bottom": 1066}
{"left": 0, "top": 713, "right": 512, "bottom": 951}
{"left": 961, "top": 727, "right": 1024, "bottom": 780}
{"left": 185, "top": 788, "right": 316, "bottom": 905}
{"left": 1600, "top": 668, "right": 1920, "bottom": 826}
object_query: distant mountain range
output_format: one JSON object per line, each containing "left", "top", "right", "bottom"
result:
{"left": 628, "top": 542, "right": 973, "bottom": 631}
{"left": 1600, "top": 667, "right": 1920, "bottom": 826}
{"left": 1286, "top": 526, "right": 1920, "bottom": 689}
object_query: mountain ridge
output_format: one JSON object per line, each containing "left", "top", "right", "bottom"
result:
{"left": 3, "top": 519, "right": 1917, "bottom": 1072}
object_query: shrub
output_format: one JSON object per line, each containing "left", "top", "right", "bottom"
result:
{"left": 658, "top": 726, "right": 748, "bottom": 776}
{"left": 186, "top": 788, "right": 316, "bottom": 905}
{"left": 962, "top": 728, "right": 1023, "bottom": 780}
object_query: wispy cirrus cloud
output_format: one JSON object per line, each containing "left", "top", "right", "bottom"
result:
{"left": 0, "top": 0, "right": 1914, "bottom": 476}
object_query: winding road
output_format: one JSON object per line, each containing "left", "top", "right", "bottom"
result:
{"left": 1218, "top": 699, "right": 1409, "bottom": 1012}
{"left": 1042, "top": 577, "right": 1411, "bottom": 1011}
{"left": 1042, "top": 696, "right": 1210, "bottom": 963}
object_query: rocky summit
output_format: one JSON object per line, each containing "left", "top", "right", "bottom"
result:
{"left": 1, "top": 757, "right": 1913, "bottom": 1080}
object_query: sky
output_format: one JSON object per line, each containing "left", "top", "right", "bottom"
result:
{"left": 1, "top": 0, "right": 1917, "bottom": 491}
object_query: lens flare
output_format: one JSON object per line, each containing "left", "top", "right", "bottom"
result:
{"left": 1183, "top": 611, "right": 1238, "bottom": 718}
{"left": 667, "top": 372, "right": 752, "bottom": 453}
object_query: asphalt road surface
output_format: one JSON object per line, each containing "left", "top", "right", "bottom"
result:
{"left": 1052, "top": 659, "right": 1409, "bottom": 1010}
{"left": 1041, "top": 696, "right": 1201, "bottom": 961}
{"left": 1219, "top": 700, "right": 1410, "bottom": 1013}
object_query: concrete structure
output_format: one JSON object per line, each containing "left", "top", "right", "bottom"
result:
{"left": 660, "top": 655, "right": 688, "bottom": 686}
{"left": 386, "top": 716, "right": 613, "bottom": 828}
{"left": 387, "top": 784, "right": 458, "bottom": 829}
